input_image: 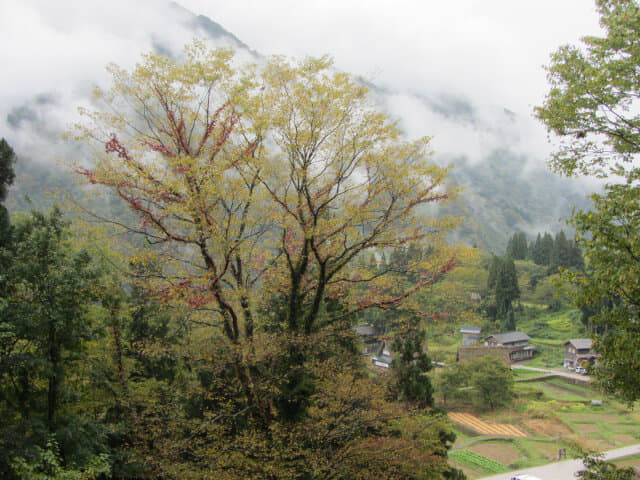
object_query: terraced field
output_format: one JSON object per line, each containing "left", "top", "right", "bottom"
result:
{"left": 449, "top": 412, "right": 527, "bottom": 437}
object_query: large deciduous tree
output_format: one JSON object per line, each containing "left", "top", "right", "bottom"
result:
{"left": 75, "top": 44, "right": 459, "bottom": 343}
{"left": 72, "top": 43, "right": 463, "bottom": 478}
{"left": 469, "top": 357, "right": 514, "bottom": 411}
{"left": 577, "top": 454, "right": 635, "bottom": 480}
{"left": 434, "top": 357, "right": 514, "bottom": 411}
{"left": 536, "top": 0, "right": 640, "bottom": 402}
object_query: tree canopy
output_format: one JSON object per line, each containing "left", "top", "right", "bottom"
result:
{"left": 434, "top": 357, "right": 514, "bottom": 411}
{"left": 74, "top": 43, "right": 460, "bottom": 342}
{"left": 69, "top": 43, "right": 464, "bottom": 478}
{"left": 0, "top": 209, "right": 106, "bottom": 478}
{"left": 536, "top": 0, "right": 640, "bottom": 402}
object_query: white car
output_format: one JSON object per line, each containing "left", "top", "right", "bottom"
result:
{"left": 511, "top": 475, "right": 542, "bottom": 480}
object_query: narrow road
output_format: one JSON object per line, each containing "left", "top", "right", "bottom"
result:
{"left": 479, "top": 444, "right": 640, "bottom": 480}
{"left": 511, "top": 364, "right": 592, "bottom": 383}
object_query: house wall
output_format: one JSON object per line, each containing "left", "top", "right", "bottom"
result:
{"left": 461, "top": 333, "right": 481, "bottom": 346}
{"left": 564, "top": 345, "right": 577, "bottom": 366}
{"left": 564, "top": 345, "right": 595, "bottom": 367}
{"left": 509, "top": 348, "right": 534, "bottom": 361}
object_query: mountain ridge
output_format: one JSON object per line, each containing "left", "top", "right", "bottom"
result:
{"left": 3, "top": 2, "right": 594, "bottom": 252}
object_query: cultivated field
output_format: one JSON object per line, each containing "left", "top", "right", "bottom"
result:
{"left": 449, "top": 412, "right": 527, "bottom": 437}
{"left": 445, "top": 376, "right": 640, "bottom": 478}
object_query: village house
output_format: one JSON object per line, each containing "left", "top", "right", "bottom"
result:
{"left": 563, "top": 338, "right": 599, "bottom": 368}
{"left": 353, "top": 324, "right": 394, "bottom": 368}
{"left": 371, "top": 341, "right": 394, "bottom": 369}
{"left": 460, "top": 326, "right": 482, "bottom": 346}
{"left": 353, "top": 323, "right": 384, "bottom": 355}
{"left": 484, "top": 331, "right": 535, "bottom": 362}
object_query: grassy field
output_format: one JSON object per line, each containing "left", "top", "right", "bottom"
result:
{"left": 512, "top": 368, "right": 551, "bottom": 380}
{"left": 517, "top": 377, "right": 599, "bottom": 402}
{"left": 613, "top": 453, "right": 640, "bottom": 470}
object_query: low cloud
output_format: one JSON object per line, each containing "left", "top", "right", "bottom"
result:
{"left": 0, "top": 0, "right": 603, "bottom": 205}
{"left": 0, "top": 1, "right": 243, "bottom": 163}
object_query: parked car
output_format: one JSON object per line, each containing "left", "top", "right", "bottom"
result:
{"left": 511, "top": 475, "right": 541, "bottom": 480}
{"left": 575, "top": 366, "right": 587, "bottom": 374}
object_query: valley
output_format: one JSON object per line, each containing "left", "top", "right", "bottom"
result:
{"left": 1, "top": 2, "right": 639, "bottom": 479}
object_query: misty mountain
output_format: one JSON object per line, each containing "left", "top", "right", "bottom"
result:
{"left": 444, "top": 152, "right": 589, "bottom": 252}
{"left": 2, "top": 2, "right": 594, "bottom": 253}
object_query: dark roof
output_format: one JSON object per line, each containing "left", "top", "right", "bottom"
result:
{"left": 564, "top": 338, "right": 593, "bottom": 350}
{"left": 460, "top": 326, "right": 482, "bottom": 334}
{"left": 485, "top": 331, "right": 530, "bottom": 345}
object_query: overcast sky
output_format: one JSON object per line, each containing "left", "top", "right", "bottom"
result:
{"left": 0, "top": 0, "right": 602, "bottom": 167}
{"left": 179, "top": 0, "right": 601, "bottom": 112}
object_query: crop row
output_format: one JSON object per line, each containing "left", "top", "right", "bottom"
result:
{"left": 449, "top": 412, "right": 527, "bottom": 437}
{"left": 449, "top": 450, "right": 507, "bottom": 474}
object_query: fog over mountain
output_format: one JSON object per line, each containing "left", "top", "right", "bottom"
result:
{"left": 0, "top": 1, "right": 603, "bottom": 251}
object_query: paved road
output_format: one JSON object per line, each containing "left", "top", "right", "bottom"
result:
{"left": 479, "top": 444, "right": 640, "bottom": 480}
{"left": 511, "top": 365, "right": 592, "bottom": 383}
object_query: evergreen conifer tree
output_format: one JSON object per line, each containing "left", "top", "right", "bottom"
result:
{"left": 495, "top": 257, "right": 520, "bottom": 317}
{"left": 539, "top": 232, "right": 555, "bottom": 266}
{"left": 487, "top": 255, "right": 501, "bottom": 290}
{"left": 390, "top": 324, "right": 434, "bottom": 408}
{"left": 506, "top": 232, "right": 528, "bottom": 260}
{"left": 550, "top": 230, "right": 571, "bottom": 271}
{"left": 530, "top": 233, "right": 543, "bottom": 264}
{"left": 500, "top": 307, "right": 516, "bottom": 332}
